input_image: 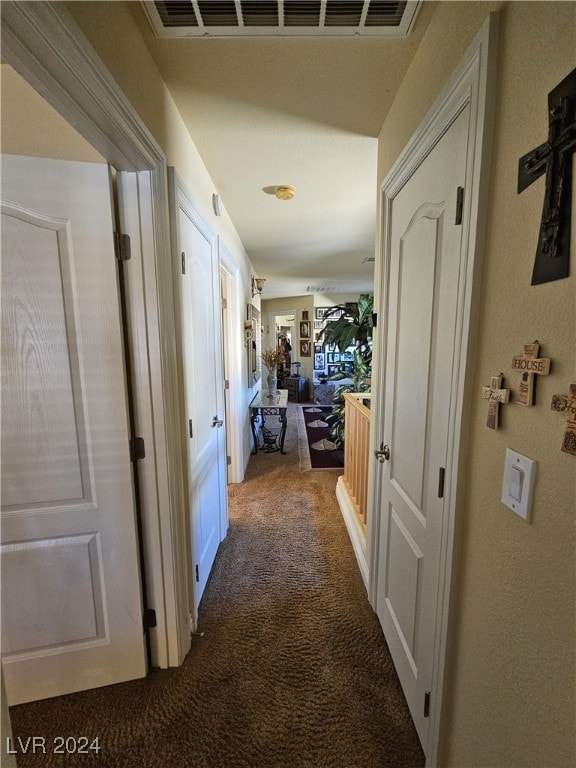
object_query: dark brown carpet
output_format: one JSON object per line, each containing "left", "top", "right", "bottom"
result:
{"left": 9, "top": 403, "right": 424, "bottom": 768}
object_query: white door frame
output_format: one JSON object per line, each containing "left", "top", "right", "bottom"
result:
{"left": 368, "top": 15, "right": 499, "bottom": 765}
{"left": 219, "top": 240, "right": 243, "bottom": 485}
{"left": 168, "top": 169, "right": 229, "bottom": 626}
{"left": 267, "top": 310, "right": 297, "bottom": 357}
{"left": 1, "top": 2, "right": 191, "bottom": 667}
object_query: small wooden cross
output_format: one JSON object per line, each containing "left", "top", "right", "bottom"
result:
{"left": 481, "top": 374, "right": 510, "bottom": 430}
{"left": 511, "top": 341, "right": 551, "bottom": 406}
{"left": 551, "top": 384, "right": 576, "bottom": 456}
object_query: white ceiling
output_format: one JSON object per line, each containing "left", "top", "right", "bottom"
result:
{"left": 134, "top": 1, "right": 436, "bottom": 299}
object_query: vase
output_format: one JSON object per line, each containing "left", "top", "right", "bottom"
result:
{"left": 266, "top": 372, "right": 277, "bottom": 399}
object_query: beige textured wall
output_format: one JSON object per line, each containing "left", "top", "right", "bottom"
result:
{"left": 1, "top": 64, "right": 105, "bottom": 162}
{"left": 65, "top": 1, "right": 250, "bottom": 281}
{"left": 64, "top": 0, "right": 258, "bottom": 469}
{"left": 378, "top": 3, "right": 575, "bottom": 766}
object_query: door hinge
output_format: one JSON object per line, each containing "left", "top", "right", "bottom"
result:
{"left": 114, "top": 232, "right": 131, "bottom": 261}
{"left": 143, "top": 608, "right": 157, "bottom": 633}
{"left": 424, "top": 691, "right": 431, "bottom": 718}
{"left": 438, "top": 467, "right": 446, "bottom": 498}
{"left": 181, "top": 251, "right": 186, "bottom": 274}
{"left": 129, "top": 436, "right": 146, "bottom": 462}
{"left": 222, "top": 298, "right": 228, "bottom": 309}
{"left": 455, "top": 186, "right": 464, "bottom": 225}
{"left": 227, "top": 455, "right": 232, "bottom": 466}
{"left": 189, "top": 419, "right": 193, "bottom": 438}
{"left": 370, "top": 312, "right": 378, "bottom": 328}
{"left": 224, "top": 379, "right": 230, "bottom": 390}
{"left": 195, "top": 565, "right": 199, "bottom": 583}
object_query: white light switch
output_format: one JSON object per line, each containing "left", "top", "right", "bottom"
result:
{"left": 509, "top": 465, "right": 523, "bottom": 501}
{"left": 501, "top": 449, "right": 536, "bottom": 522}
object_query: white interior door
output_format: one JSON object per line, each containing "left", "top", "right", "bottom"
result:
{"left": 174, "top": 179, "right": 228, "bottom": 619}
{"left": 1, "top": 155, "right": 147, "bottom": 705}
{"left": 374, "top": 107, "right": 469, "bottom": 748}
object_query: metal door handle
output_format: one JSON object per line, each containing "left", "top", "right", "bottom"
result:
{"left": 211, "top": 415, "right": 224, "bottom": 428}
{"left": 374, "top": 444, "right": 390, "bottom": 463}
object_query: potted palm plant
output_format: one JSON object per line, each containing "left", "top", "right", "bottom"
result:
{"left": 317, "top": 294, "right": 373, "bottom": 449}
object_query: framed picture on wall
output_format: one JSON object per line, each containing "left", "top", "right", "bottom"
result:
{"left": 314, "top": 343, "right": 323, "bottom": 354}
{"left": 314, "top": 352, "right": 325, "bottom": 370}
{"left": 327, "top": 352, "right": 340, "bottom": 363}
{"left": 314, "top": 320, "right": 323, "bottom": 330}
{"left": 299, "top": 320, "right": 310, "bottom": 339}
{"left": 327, "top": 364, "right": 340, "bottom": 376}
{"left": 342, "top": 361, "right": 355, "bottom": 374}
{"left": 300, "top": 340, "right": 312, "bottom": 356}
{"left": 315, "top": 307, "right": 329, "bottom": 320}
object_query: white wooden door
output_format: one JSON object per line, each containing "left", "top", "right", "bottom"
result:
{"left": 174, "top": 180, "right": 227, "bottom": 619}
{"left": 374, "top": 107, "right": 469, "bottom": 747}
{"left": 0, "top": 155, "right": 147, "bottom": 705}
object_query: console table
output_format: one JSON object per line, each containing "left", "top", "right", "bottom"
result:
{"left": 285, "top": 376, "right": 309, "bottom": 403}
{"left": 249, "top": 389, "right": 288, "bottom": 454}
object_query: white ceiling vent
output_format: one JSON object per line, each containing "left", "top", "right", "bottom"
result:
{"left": 144, "top": 1, "right": 421, "bottom": 38}
{"left": 307, "top": 285, "right": 341, "bottom": 293}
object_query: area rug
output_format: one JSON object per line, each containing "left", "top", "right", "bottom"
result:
{"left": 297, "top": 405, "right": 344, "bottom": 472}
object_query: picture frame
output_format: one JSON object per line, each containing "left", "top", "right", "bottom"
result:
{"left": 314, "top": 353, "right": 325, "bottom": 370}
{"left": 327, "top": 352, "right": 341, "bottom": 364}
{"left": 342, "top": 361, "right": 355, "bottom": 374}
{"left": 314, "top": 320, "right": 324, "bottom": 330}
{"left": 314, "top": 343, "right": 323, "bottom": 354}
{"left": 315, "top": 307, "right": 329, "bottom": 320}
{"left": 319, "top": 307, "right": 343, "bottom": 320}
{"left": 299, "top": 340, "right": 312, "bottom": 357}
{"left": 299, "top": 320, "right": 310, "bottom": 339}
{"left": 327, "top": 364, "right": 340, "bottom": 376}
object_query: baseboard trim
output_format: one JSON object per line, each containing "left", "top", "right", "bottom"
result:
{"left": 336, "top": 476, "right": 368, "bottom": 592}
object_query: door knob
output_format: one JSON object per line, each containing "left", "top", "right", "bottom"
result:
{"left": 374, "top": 444, "right": 390, "bottom": 463}
{"left": 211, "top": 415, "right": 224, "bottom": 428}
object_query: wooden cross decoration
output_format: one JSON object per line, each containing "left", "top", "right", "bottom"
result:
{"left": 511, "top": 341, "right": 551, "bottom": 406}
{"left": 481, "top": 374, "right": 510, "bottom": 430}
{"left": 551, "top": 384, "right": 576, "bottom": 457}
{"left": 518, "top": 67, "right": 576, "bottom": 285}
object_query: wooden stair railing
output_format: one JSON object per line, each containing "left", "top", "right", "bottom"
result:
{"left": 342, "top": 393, "right": 372, "bottom": 527}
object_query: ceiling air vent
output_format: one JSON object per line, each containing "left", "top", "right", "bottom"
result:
{"left": 145, "top": 0, "right": 421, "bottom": 37}
{"left": 307, "top": 285, "right": 341, "bottom": 293}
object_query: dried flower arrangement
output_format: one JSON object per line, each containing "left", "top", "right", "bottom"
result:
{"left": 261, "top": 348, "right": 285, "bottom": 372}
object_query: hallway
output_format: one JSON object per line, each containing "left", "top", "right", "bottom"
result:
{"left": 9, "top": 403, "right": 423, "bottom": 768}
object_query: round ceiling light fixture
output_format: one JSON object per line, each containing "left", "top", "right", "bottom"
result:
{"left": 274, "top": 185, "right": 296, "bottom": 201}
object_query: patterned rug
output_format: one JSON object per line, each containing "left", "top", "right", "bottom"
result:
{"left": 297, "top": 405, "right": 344, "bottom": 471}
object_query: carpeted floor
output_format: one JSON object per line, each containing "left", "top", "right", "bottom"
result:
{"left": 9, "top": 403, "right": 424, "bottom": 768}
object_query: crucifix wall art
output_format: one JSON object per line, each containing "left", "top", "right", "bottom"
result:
{"left": 517, "top": 67, "right": 576, "bottom": 285}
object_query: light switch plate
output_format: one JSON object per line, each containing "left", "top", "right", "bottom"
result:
{"left": 501, "top": 448, "right": 537, "bottom": 522}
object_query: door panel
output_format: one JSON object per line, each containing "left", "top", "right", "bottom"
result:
{"left": 1, "top": 155, "right": 146, "bottom": 704}
{"left": 175, "top": 183, "right": 227, "bottom": 616}
{"left": 376, "top": 108, "right": 469, "bottom": 747}
{"left": 392, "top": 214, "right": 438, "bottom": 511}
